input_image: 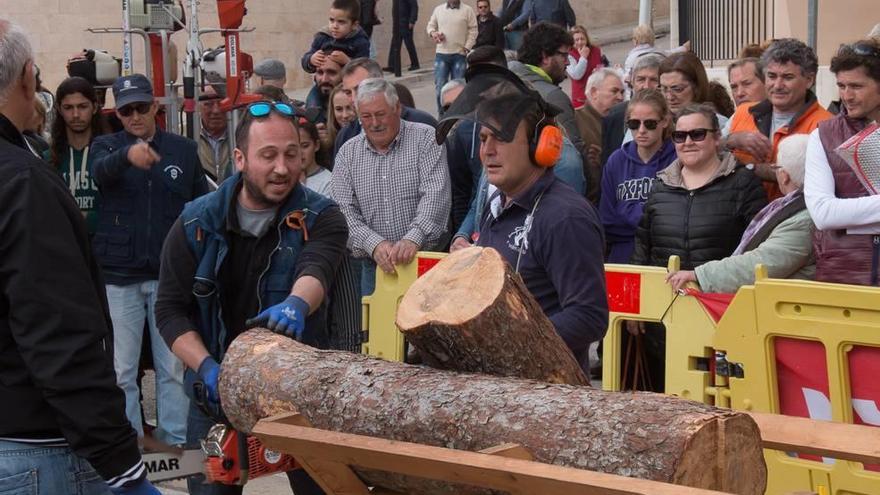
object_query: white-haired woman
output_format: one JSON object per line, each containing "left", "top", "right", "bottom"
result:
{"left": 667, "top": 133, "right": 816, "bottom": 292}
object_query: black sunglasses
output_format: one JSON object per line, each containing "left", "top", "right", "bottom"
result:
{"left": 626, "top": 119, "right": 660, "bottom": 131}
{"left": 671, "top": 128, "right": 716, "bottom": 144}
{"left": 118, "top": 102, "right": 153, "bottom": 117}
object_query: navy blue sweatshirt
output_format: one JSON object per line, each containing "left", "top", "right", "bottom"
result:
{"left": 599, "top": 140, "right": 676, "bottom": 263}
{"left": 478, "top": 171, "right": 608, "bottom": 371}
{"left": 301, "top": 28, "right": 371, "bottom": 73}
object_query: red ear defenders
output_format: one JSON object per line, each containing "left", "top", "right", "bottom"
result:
{"left": 530, "top": 121, "right": 563, "bottom": 167}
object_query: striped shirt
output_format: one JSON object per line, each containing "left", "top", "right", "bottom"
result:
{"left": 331, "top": 119, "right": 451, "bottom": 258}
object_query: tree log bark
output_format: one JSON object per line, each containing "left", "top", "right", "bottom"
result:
{"left": 221, "top": 330, "right": 767, "bottom": 495}
{"left": 395, "top": 246, "right": 589, "bottom": 385}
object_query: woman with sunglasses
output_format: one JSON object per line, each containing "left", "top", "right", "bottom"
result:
{"left": 627, "top": 104, "right": 766, "bottom": 391}
{"left": 633, "top": 104, "right": 766, "bottom": 270}
{"left": 599, "top": 89, "right": 676, "bottom": 264}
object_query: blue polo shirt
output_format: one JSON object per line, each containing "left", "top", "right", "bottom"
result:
{"left": 477, "top": 170, "right": 608, "bottom": 369}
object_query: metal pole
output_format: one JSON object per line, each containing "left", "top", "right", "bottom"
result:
{"left": 639, "top": 0, "right": 653, "bottom": 29}
{"left": 807, "top": 0, "right": 818, "bottom": 51}
{"left": 183, "top": 0, "right": 201, "bottom": 140}
{"left": 121, "top": 0, "right": 133, "bottom": 75}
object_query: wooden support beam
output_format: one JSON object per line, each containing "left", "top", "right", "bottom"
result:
{"left": 251, "top": 418, "right": 731, "bottom": 495}
{"left": 259, "top": 413, "right": 371, "bottom": 495}
{"left": 748, "top": 412, "right": 880, "bottom": 464}
{"left": 479, "top": 443, "right": 535, "bottom": 461}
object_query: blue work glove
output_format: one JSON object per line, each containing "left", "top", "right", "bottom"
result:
{"left": 111, "top": 477, "right": 161, "bottom": 495}
{"left": 245, "top": 295, "right": 310, "bottom": 341}
{"left": 197, "top": 356, "right": 221, "bottom": 406}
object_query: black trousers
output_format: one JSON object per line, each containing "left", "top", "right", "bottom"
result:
{"left": 387, "top": 25, "right": 419, "bottom": 72}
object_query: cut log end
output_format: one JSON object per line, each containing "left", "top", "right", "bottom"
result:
{"left": 675, "top": 412, "right": 767, "bottom": 494}
{"left": 395, "top": 246, "right": 589, "bottom": 386}
{"left": 395, "top": 247, "right": 505, "bottom": 330}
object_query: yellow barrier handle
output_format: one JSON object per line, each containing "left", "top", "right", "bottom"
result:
{"left": 753, "top": 263, "right": 768, "bottom": 281}
{"left": 666, "top": 255, "right": 681, "bottom": 274}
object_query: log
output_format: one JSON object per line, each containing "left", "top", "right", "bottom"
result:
{"left": 221, "top": 330, "right": 767, "bottom": 495}
{"left": 395, "top": 246, "right": 589, "bottom": 385}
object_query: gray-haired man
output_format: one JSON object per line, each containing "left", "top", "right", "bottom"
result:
{"left": 0, "top": 18, "right": 159, "bottom": 495}
{"left": 331, "top": 78, "right": 451, "bottom": 296}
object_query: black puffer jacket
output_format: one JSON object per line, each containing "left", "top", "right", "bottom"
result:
{"left": 632, "top": 152, "right": 767, "bottom": 269}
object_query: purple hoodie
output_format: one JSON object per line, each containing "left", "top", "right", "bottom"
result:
{"left": 599, "top": 139, "right": 677, "bottom": 263}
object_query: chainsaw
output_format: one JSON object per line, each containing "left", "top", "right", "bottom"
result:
{"left": 144, "top": 358, "right": 299, "bottom": 483}
{"left": 143, "top": 422, "right": 299, "bottom": 483}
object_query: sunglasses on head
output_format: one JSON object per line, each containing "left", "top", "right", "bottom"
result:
{"left": 626, "top": 119, "right": 660, "bottom": 130}
{"left": 118, "top": 102, "right": 153, "bottom": 117}
{"left": 246, "top": 101, "right": 295, "bottom": 118}
{"left": 847, "top": 42, "right": 880, "bottom": 59}
{"left": 671, "top": 128, "right": 716, "bottom": 144}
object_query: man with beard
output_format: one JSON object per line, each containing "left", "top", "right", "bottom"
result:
{"left": 156, "top": 101, "right": 348, "bottom": 495}
{"left": 508, "top": 21, "right": 584, "bottom": 157}
{"left": 49, "top": 76, "right": 106, "bottom": 235}
{"left": 306, "top": 52, "right": 346, "bottom": 123}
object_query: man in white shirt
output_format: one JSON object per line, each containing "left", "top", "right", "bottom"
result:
{"left": 804, "top": 39, "right": 880, "bottom": 286}
{"left": 426, "top": 0, "right": 478, "bottom": 113}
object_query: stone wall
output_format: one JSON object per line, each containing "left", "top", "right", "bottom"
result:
{"left": 3, "top": 0, "right": 669, "bottom": 95}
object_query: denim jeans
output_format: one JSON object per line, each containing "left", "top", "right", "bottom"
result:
{"left": 107, "top": 280, "right": 188, "bottom": 445}
{"left": 360, "top": 258, "right": 377, "bottom": 297}
{"left": 433, "top": 52, "right": 467, "bottom": 113}
{"left": 505, "top": 30, "right": 524, "bottom": 51}
{"left": 0, "top": 440, "right": 110, "bottom": 495}
{"left": 185, "top": 404, "right": 325, "bottom": 495}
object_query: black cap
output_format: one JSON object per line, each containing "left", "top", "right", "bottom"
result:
{"left": 112, "top": 74, "right": 154, "bottom": 109}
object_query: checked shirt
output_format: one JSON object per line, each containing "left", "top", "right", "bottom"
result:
{"left": 331, "top": 119, "right": 451, "bottom": 258}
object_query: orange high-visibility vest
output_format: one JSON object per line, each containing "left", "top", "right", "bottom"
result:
{"left": 728, "top": 98, "right": 832, "bottom": 200}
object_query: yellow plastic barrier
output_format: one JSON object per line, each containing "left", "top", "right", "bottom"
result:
{"left": 367, "top": 252, "right": 880, "bottom": 495}
{"left": 361, "top": 252, "right": 447, "bottom": 361}
{"left": 603, "top": 257, "right": 721, "bottom": 404}
{"left": 715, "top": 269, "right": 880, "bottom": 495}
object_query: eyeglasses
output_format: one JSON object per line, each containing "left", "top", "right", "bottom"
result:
{"left": 671, "top": 128, "right": 717, "bottom": 143}
{"left": 626, "top": 119, "right": 660, "bottom": 130}
{"left": 118, "top": 102, "right": 153, "bottom": 117}
{"left": 660, "top": 84, "right": 690, "bottom": 95}
{"left": 247, "top": 101, "right": 295, "bottom": 118}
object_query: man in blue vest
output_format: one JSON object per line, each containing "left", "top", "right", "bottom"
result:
{"left": 155, "top": 102, "right": 348, "bottom": 495}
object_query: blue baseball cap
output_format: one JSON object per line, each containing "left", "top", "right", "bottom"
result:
{"left": 112, "top": 74, "right": 154, "bottom": 109}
